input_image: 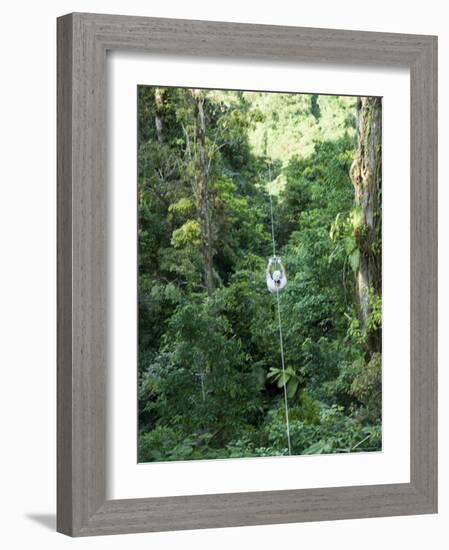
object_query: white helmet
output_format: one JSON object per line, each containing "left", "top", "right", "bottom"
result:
{"left": 272, "top": 270, "right": 282, "bottom": 283}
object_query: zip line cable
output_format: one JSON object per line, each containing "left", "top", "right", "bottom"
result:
{"left": 268, "top": 169, "right": 292, "bottom": 456}
{"left": 275, "top": 285, "right": 292, "bottom": 456}
{"left": 269, "top": 192, "right": 276, "bottom": 258}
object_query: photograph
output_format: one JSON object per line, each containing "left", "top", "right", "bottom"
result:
{"left": 137, "top": 85, "right": 382, "bottom": 462}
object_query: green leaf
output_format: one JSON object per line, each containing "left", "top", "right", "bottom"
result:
{"left": 287, "top": 378, "right": 299, "bottom": 398}
{"left": 348, "top": 248, "right": 360, "bottom": 272}
{"left": 344, "top": 236, "right": 356, "bottom": 255}
{"left": 276, "top": 372, "right": 288, "bottom": 388}
{"left": 267, "top": 368, "right": 280, "bottom": 380}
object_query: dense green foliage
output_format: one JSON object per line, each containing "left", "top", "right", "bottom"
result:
{"left": 138, "top": 87, "right": 382, "bottom": 462}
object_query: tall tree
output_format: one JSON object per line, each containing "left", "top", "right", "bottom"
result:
{"left": 192, "top": 89, "right": 215, "bottom": 296}
{"left": 350, "top": 97, "right": 382, "bottom": 354}
{"left": 154, "top": 87, "right": 165, "bottom": 145}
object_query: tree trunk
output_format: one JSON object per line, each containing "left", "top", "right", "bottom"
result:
{"left": 154, "top": 88, "right": 165, "bottom": 145}
{"left": 350, "top": 97, "right": 382, "bottom": 355}
{"left": 193, "top": 90, "right": 215, "bottom": 296}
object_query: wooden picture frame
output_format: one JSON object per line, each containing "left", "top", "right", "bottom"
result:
{"left": 57, "top": 12, "right": 438, "bottom": 536}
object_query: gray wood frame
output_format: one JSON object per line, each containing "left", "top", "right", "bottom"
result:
{"left": 57, "top": 12, "right": 438, "bottom": 537}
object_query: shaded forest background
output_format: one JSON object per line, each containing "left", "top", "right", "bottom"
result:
{"left": 137, "top": 87, "right": 382, "bottom": 462}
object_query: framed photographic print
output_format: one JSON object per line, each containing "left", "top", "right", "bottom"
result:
{"left": 57, "top": 12, "right": 437, "bottom": 536}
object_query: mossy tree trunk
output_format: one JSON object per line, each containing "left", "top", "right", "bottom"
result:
{"left": 350, "top": 97, "right": 382, "bottom": 355}
{"left": 154, "top": 87, "right": 165, "bottom": 145}
{"left": 192, "top": 89, "right": 215, "bottom": 296}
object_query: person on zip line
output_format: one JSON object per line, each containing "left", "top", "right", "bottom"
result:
{"left": 266, "top": 256, "right": 287, "bottom": 293}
